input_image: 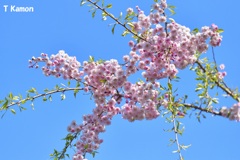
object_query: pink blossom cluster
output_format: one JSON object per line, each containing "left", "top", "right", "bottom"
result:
{"left": 123, "top": 51, "right": 139, "bottom": 76}
{"left": 125, "top": 0, "right": 222, "bottom": 81}
{"left": 121, "top": 81, "right": 160, "bottom": 121}
{"left": 82, "top": 59, "right": 127, "bottom": 105}
{"left": 218, "top": 64, "right": 227, "bottom": 80}
{"left": 28, "top": 0, "right": 227, "bottom": 159}
{"left": 68, "top": 101, "right": 120, "bottom": 160}
{"left": 220, "top": 103, "right": 240, "bottom": 121}
{"left": 29, "top": 50, "right": 83, "bottom": 81}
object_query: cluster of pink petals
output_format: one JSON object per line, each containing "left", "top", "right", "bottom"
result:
{"left": 69, "top": 100, "right": 120, "bottom": 160}
{"left": 124, "top": 0, "right": 222, "bottom": 82}
{"left": 29, "top": 0, "right": 226, "bottom": 159}
{"left": 82, "top": 59, "right": 126, "bottom": 105}
{"left": 220, "top": 103, "right": 240, "bottom": 121}
{"left": 121, "top": 81, "right": 160, "bottom": 121}
{"left": 217, "top": 71, "right": 227, "bottom": 80}
{"left": 218, "top": 64, "right": 227, "bottom": 79}
{"left": 29, "top": 50, "right": 83, "bottom": 81}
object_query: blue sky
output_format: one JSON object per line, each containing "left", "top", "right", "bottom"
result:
{"left": 0, "top": 0, "right": 240, "bottom": 160}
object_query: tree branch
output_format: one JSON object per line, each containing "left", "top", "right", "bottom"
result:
{"left": 58, "top": 132, "right": 79, "bottom": 159}
{"left": 182, "top": 103, "right": 221, "bottom": 116}
{"left": 1, "top": 87, "right": 84, "bottom": 110}
{"left": 196, "top": 60, "right": 240, "bottom": 102}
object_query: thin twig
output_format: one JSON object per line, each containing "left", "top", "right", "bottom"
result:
{"left": 212, "top": 46, "right": 218, "bottom": 70}
{"left": 3, "top": 87, "right": 84, "bottom": 109}
{"left": 86, "top": 0, "right": 146, "bottom": 42}
{"left": 172, "top": 116, "right": 183, "bottom": 160}
{"left": 182, "top": 103, "right": 221, "bottom": 116}
{"left": 211, "top": 46, "right": 230, "bottom": 90}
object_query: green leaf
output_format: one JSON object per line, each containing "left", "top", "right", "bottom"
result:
{"left": 21, "top": 99, "right": 27, "bottom": 104}
{"left": 101, "top": 0, "right": 104, "bottom": 7}
{"left": 64, "top": 133, "right": 74, "bottom": 141}
{"left": 168, "top": 5, "right": 176, "bottom": 9}
{"left": 31, "top": 102, "right": 34, "bottom": 110}
{"left": 99, "top": 79, "right": 107, "bottom": 83}
{"left": 55, "top": 85, "right": 60, "bottom": 90}
{"left": 184, "top": 95, "right": 188, "bottom": 101}
{"left": 195, "top": 87, "right": 202, "bottom": 92}
{"left": 48, "top": 95, "right": 52, "bottom": 102}
{"left": 106, "top": 4, "right": 112, "bottom": 8}
{"left": 74, "top": 90, "right": 79, "bottom": 98}
{"left": 9, "top": 92, "right": 13, "bottom": 99}
{"left": 168, "top": 82, "right": 172, "bottom": 91}
{"left": 168, "top": 8, "right": 176, "bottom": 15}
{"left": 172, "top": 150, "right": 179, "bottom": 153}
{"left": 61, "top": 94, "right": 66, "bottom": 100}
{"left": 181, "top": 144, "right": 191, "bottom": 150}
{"left": 217, "top": 29, "right": 224, "bottom": 33}
{"left": 89, "top": 56, "right": 94, "bottom": 62}
{"left": 2, "top": 99, "right": 9, "bottom": 110}
{"left": 119, "top": 12, "right": 123, "bottom": 20}
{"left": 127, "top": 22, "right": 134, "bottom": 28}
{"left": 80, "top": 0, "right": 86, "bottom": 6}
{"left": 212, "top": 98, "right": 218, "bottom": 104}
{"left": 76, "top": 81, "right": 80, "bottom": 88}
{"left": 192, "top": 28, "right": 199, "bottom": 33}
{"left": 168, "top": 138, "right": 176, "bottom": 146}
{"left": 10, "top": 109, "right": 16, "bottom": 115}
{"left": 44, "top": 88, "right": 49, "bottom": 92}
{"left": 84, "top": 144, "right": 89, "bottom": 149}
{"left": 178, "top": 126, "right": 185, "bottom": 135}
{"left": 28, "top": 87, "right": 37, "bottom": 93}
{"left": 97, "top": 59, "right": 105, "bottom": 64}
{"left": 112, "top": 24, "right": 116, "bottom": 34}
{"left": 160, "top": 85, "right": 164, "bottom": 90}
{"left": 43, "top": 96, "right": 47, "bottom": 101}
{"left": 20, "top": 106, "right": 27, "bottom": 111}
{"left": 92, "top": 151, "right": 98, "bottom": 158}
{"left": 102, "top": 12, "right": 107, "bottom": 17}
{"left": 102, "top": 16, "right": 107, "bottom": 21}
{"left": 122, "top": 30, "right": 129, "bottom": 37}
{"left": 197, "top": 115, "right": 201, "bottom": 122}
{"left": 12, "top": 96, "right": 19, "bottom": 101}
{"left": 176, "top": 121, "right": 180, "bottom": 131}
{"left": 92, "top": 10, "right": 96, "bottom": 18}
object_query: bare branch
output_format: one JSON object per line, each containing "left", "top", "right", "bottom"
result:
{"left": 183, "top": 103, "right": 221, "bottom": 116}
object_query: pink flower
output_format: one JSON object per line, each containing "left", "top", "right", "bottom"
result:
{"left": 211, "top": 23, "right": 218, "bottom": 32}
{"left": 127, "top": 8, "right": 133, "bottom": 14}
{"left": 219, "top": 64, "right": 225, "bottom": 70}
